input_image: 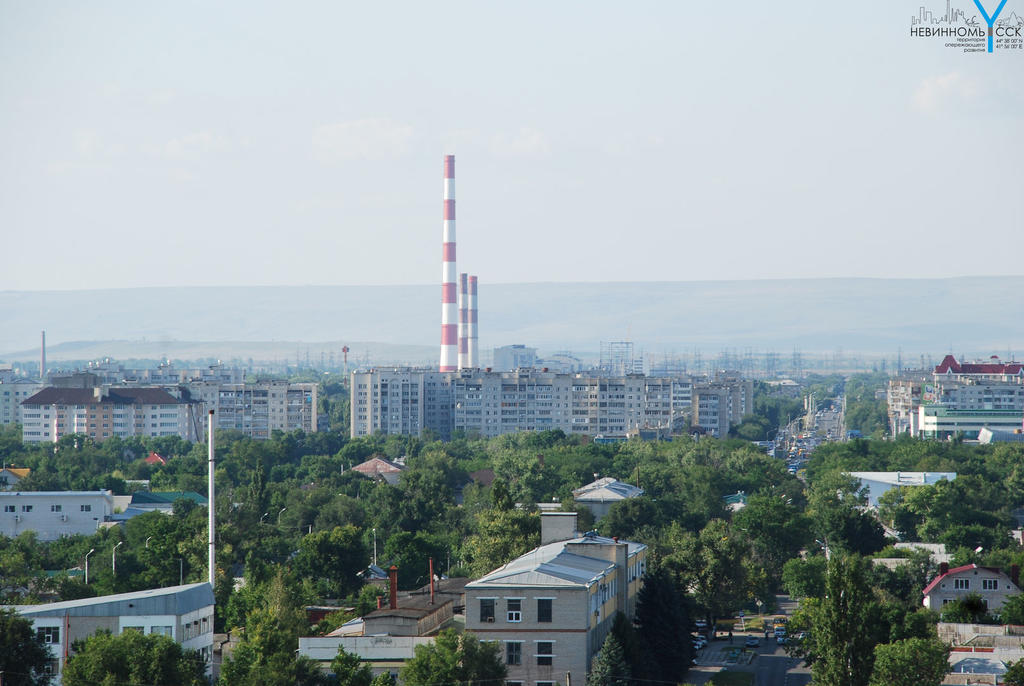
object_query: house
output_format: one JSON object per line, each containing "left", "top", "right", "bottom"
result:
{"left": 1, "top": 490, "right": 115, "bottom": 541}
{"left": 144, "top": 451, "right": 167, "bottom": 465}
{"left": 572, "top": 477, "right": 644, "bottom": 520}
{"left": 922, "top": 562, "right": 1021, "bottom": 612}
{"left": 351, "top": 456, "right": 406, "bottom": 485}
{"left": 463, "top": 512, "right": 647, "bottom": 686}
{"left": 0, "top": 467, "right": 30, "bottom": 491}
{"left": 5, "top": 582, "right": 215, "bottom": 682}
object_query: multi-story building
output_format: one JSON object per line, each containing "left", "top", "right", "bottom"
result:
{"left": 691, "top": 375, "right": 754, "bottom": 438}
{"left": 888, "top": 356, "right": 1024, "bottom": 439}
{"left": 8, "top": 582, "right": 215, "bottom": 681}
{"left": 0, "top": 490, "right": 115, "bottom": 540}
{"left": 0, "top": 378, "right": 45, "bottom": 427}
{"left": 186, "top": 380, "right": 318, "bottom": 439}
{"left": 51, "top": 361, "right": 245, "bottom": 386}
{"left": 352, "top": 368, "right": 750, "bottom": 440}
{"left": 20, "top": 387, "right": 200, "bottom": 443}
{"left": 464, "top": 513, "right": 646, "bottom": 686}
{"left": 493, "top": 345, "right": 538, "bottom": 372}
{"left": 922, "top": 562, "right": 1020, "bottom": 612}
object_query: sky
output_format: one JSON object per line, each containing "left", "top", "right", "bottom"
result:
{"left": 1, "top": 1, "right": 1022, "bottom": 291}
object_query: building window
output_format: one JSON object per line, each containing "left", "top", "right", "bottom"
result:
{"left": 536, "top": 598, "right": 553, "bottom": 622}
{"left": 480, "top": 598, "right": 495, "bottom": 623}
{"left": 506, "top": 642, "right": 522, "bottom": 666}
{"left": 123, "top": 626, "right": 144, "bottom": 634}
{"left": 81, "top": 504, "right": 92, "bottom": 512}
{"left": 954, "top": 578, "right": 970, "bottom": 590}
{"left": 507, "top": 598, "right": 522, "bottom": 622}
{"left": 51, "top": 504, "right": 62, "bottom": 512}
{"left": 37, "top": 626, "right": 60, "bottom": 644}
{"left": 537, "top": 682, "right": 555, "bottom": 686}
{"left": 44, "top": 660, "right": 58, "bottom": 675}
{"left": 21, "top": 505, "right": 32, "bottom": 513}
{"left": 983, "top": 579, "right": 998, "bottom": 591}
{"left": 536, "top": 642, "right": 553, "bottom": 666}
{"left": 3, "top": 505, "right": 14, "bottom": 513}
{"left": 150, "top": 625, "right": 173, "bottom": 636}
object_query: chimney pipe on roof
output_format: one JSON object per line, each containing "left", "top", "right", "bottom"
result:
{"left": 429, "top": 557, "right": 435, "bottom": 605}
{"left": 939, "top": 562, "right": 949, "bottom": 576}
{"left": 388, "top": 565, "right": 398, "bottom": 609}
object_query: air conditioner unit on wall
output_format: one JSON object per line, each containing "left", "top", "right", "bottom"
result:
{"left": 486, "top": 617, "right": 494, "bottom": 623}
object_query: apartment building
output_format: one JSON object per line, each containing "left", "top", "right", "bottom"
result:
{"left": 8, "top": 583, "right": 215, "bottom": 682}
{"left": 186, "top": 380, "right": 318, "bottom": 439}
{"left": 888, "top": 356, "right": 1024, "bottom": 439}
{"left": 351, "top": 368, "right": 750, "bottom": 440}
{"left": 0, "top": 490, "right": 115, "bottom": 540}
{"left": 20, "top": 387, "right": 200, "bottom": 443}
{"left": 464, "top": 513, "right": 647, "bottom": 686}
{"left": 691, "top": 376, "right": 754, "bottom": 438}
{"left": 493, "top": 345, "right": 538, "bottom": 372}
{"left": 0, "top": 378, "right": 45, "bottom": 426}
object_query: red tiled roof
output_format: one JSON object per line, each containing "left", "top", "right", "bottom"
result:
{"left": 144, "top": 451, "right": 167, "bottom": 465}
{"left": 921, "top": 564, "right": 1012, "bottom": 596}
{"left": 935, "top": 355, "right": 1024, "bottom": 375}
{"left": 351, "top": 456, "right": 404, "bottom": 476}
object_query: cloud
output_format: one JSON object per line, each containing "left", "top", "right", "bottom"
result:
{"left": 143, "top": 130, "right": 232, "bottom": 161}
{"left": 311, "top": 118, "right": 414, "bottom": 162}
{"left": 912, "top": 71, "right": 980, "bottom": 113}
{"left": 488, "top": 127, "right": 550, "bottom": 159}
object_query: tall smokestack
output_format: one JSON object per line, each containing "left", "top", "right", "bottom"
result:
{"left": 468, "top": 276, "right": 479, "bottom": 368}
{"left": 458, "top": 273, "right": 469, "bottom": 370}
{"left": 40, "top": 331, "right": 46, "bottom": 383}
{"left": 439, "top": 155, "right": 457, "bottom": 372}
{"left": 388, "top": 565, "right": 399, "bottom": 609}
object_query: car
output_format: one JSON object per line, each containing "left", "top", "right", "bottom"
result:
{"left": 776, "top": 635, "right": 788, "bottom": 645}
{"left": 744, "top": 636, "right": 760, "bottom": 648}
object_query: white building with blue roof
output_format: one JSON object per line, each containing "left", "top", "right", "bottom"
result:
{"left": 464, "top": 512, "right": 647, "bottom": 686}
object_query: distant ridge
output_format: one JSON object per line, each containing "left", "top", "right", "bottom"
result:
{"left": 1, "top": 276, "right": 1021, "bottom": 358}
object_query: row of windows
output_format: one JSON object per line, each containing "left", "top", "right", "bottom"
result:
{"left": 3, "top": 504, "right": 92, "bottom": 513}
{"left": 505, "top": 640, "right": 554, "bottom": 666}
{"left": 480, "top": 598, "right": 552, "bottom": 624}
{"left": 952, "top": 578, "right": 1000, "bottom": 591}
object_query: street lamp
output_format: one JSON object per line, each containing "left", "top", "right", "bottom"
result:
{"left": 85, "top": 548, "right": 95, "bottom": 584}
{"left": 112, "top": 541, "right": 123, "bottom": 575}
{"left": 177, "top": 558, "right": 184, "bottom": 586}
{"left": 277, "top": 507, "right": 287, "bottom": 525}
{"left": 372, "top": 527, "right": 377, "bottom": 567}
{"left": 145, "top": 536, "right": 153, "bottom": 548}
{"left": 260, "top": 512, "right": 269, "bottom": 525}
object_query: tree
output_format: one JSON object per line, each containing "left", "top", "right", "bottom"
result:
{"left": 463, "top": 508, "right": 540, "bottom": 577}
{"left": 401, "top": 628, "right": 505, "bottom": 686}
{"left": 0, "top": 609, "right": 53, "bottom": 686}
{"left": 331, "top": 645, "right": 374, "bottom": 686}
{"left": 663, "top": 519, "right": 749, "bottom": 627}
{"left": 62, "top": 630, "right": 206, "bottom": 686}
{"left": 587, "top": 632, "right": 631, "bottom": 686}
{"left": 1005, "top": 658, "right": 1024, "bottom": 686}
{"left": 940, "top": 593, "right": 991, "bottom": 624}
{"left": 869, "top": 637, "right": 949, "bottom": 686}
{"left": 1000, "top": 592, "right": 1024, "bottom": 625}
{"left": 634, "top": 569, "right": 692, "bottom": 682}
{"left": 293, "top": 525, "right": 368, "bottom": 598}
{"left": 798, "top": 554, "right": 880, "bottom": 686}
{"left": 733, "top": 492, "right": 811, "bottom": 590}
{"left": 781, "top": 556, "right": 827, "bottom": 599}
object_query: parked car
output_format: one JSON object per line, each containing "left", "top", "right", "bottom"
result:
{"left": 744, "top": 636, "right": 760, "bottom": 648}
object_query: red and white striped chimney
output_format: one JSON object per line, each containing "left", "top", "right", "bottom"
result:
{"left": 458, "top": 273, "right": 469, "bottom": 370}
{"left": 439, "top": 155, "right": 458, "bottom": 372}
{"left": 468, "top": 275, "right": 479, "bottom": 368}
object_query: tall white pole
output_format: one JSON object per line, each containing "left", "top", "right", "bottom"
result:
{"left": 207, "top": 410, "right": 215, "bottom": 587}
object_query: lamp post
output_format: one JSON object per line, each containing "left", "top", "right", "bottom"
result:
{"left": 112, "top": 541, "right": 123, "bottom": 575}
{"left": 177, "top": 558, "right": 184, "bottom": 586}
{"left": 145, "top": 536, "right": 153, "bottom": 548}
{"left": 260, "top": 512, "right": 269, "bottom": 525}
{"left": 372, "top": 527, "right": 377, "bottom": 566}
{"left": 85, "top": 548, "right": 95, "bottom": 584}
{"left": 277, "top": 507, "right": 287, "bottom": 525}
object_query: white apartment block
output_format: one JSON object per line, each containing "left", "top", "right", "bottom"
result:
{"left": 692, "top": 376, "right": 754, "bottom": 438}
{"left": 0, "top": 490, "right": 115, "bottom": 540}
{"left": 0, "top": 379, "right": 45, "bottom": 426}
{"left": 7, "top": 582, "right": 215, "bottom": 682}
{"left": 464, "top": 513, "right": 647, "bottom": 686}
{"left": 351, "top": 369, "right": 750, "bottom": 440}
{"left": 21, "top": 387, "right": 199, "bottom": 443}
{"left": 187, "top": 380, "right": 319, "bottom": 439}
{"left": 493, "top": 345, "right": 538, "bottom": 372}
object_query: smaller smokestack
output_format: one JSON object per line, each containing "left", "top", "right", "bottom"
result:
{"left": 388, "top": 565, "right": 398, "bottom": 609}
{"left": 458, "top": 273, "right": 469, "bottom": 370}
{"left": 939, "top": 562, "right": 949, "bottom": 576}
{"left": 377, "top": 596, "right": 382, "bottom": 610}
{"left": 468, "top": 276, "right": 479, "bottom": 368}
{"left": 429, "top": 557, "right": 435, "bottom": 605}
{"left": 40, "top": 331, "right": 46, "bottom": 383}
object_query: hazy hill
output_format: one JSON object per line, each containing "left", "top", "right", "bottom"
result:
{"left": 1, "top": 277, "right": 1021, "bottom": 361}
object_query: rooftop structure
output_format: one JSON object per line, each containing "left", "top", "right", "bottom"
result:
{"left": 847, "top": 471, "right": 957, "bottom": 507}
{"left": 572, "top": 477, "right": 644, "bottom": 520}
